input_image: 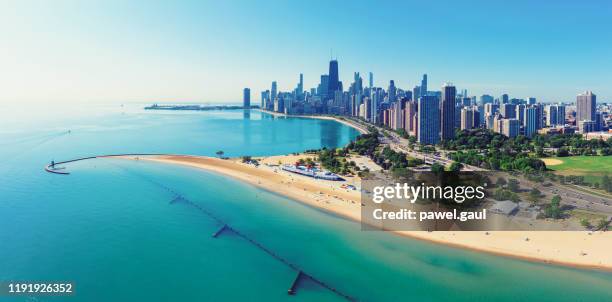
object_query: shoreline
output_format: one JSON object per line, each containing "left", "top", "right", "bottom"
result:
{"left": 258, "top": 109, "right": 369, "bottom": 134}
{"left": 126, "top": 154, "right": 612, "bottom": 271}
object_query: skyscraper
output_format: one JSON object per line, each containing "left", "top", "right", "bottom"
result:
{"left": 516, "top": 104, "right": 526, "bottom": 125}
{"left": 271, "top": 81, "right": 277, "bottom": 102}
{"left": 404, "top": 100, "right": 417, "bottom": 135}
{"left": 327, "top": 60, "right": 340, "bottom": 99}
{"left": 528, "top": 97, "right": 536, "bottom": 105}
{"left": 388, "top": 80, "right": 397, "bottom": 102}
{"left": 546, "top": 104, "right": 566, "bottom": 126}
{"left": 298, "top": 73, "right": 303, "bottom": 93}
{"left": 370, "top": 88, "right": 381, "bottom": 123}
{"left": 460, "top": 107, "right": 475, "bottom": 130}
{"left": 502, "top": 118, "right": 520, "bottom": 138}
{"left": 243, "top": 88, "right": 251, "bottom": 108}
{"left": 480, "top": 94, "right": 494, "bottom": 105}
{"left": 500, "top": 103, "right": 516, "bottom": 119}
{"left": 576, "top": 91, "right": 596, "bottom": 127}
{"left": 440, "top": 83, "right": 456, "bottom": 140}
{"left": 534, "top": 104, "right": 544, "bottom": 129}
{"left": 369, "top": 72, "right": 373, "bottom": 88}
{"left": 421, "top": 74, "right": 427, "bottom": 95}
{"left": 501, "top": 94, "right": 509, "bottom": 104}
{"left": 524, "top": 107, "right": 537, "bottom": 138}
{"left": 352, "top": 72, "right": 363, "bottom": 95}
{"left": 412, "top": 86, "right": 421, "bottom": 101}
{"left": 260, "top": 90, "right": 270, "bottom": 109}
{"left": 417, "top": 95, "right": 440, "bottom": 145}
{"left": 318, "top": 75, "right": 329, "bottom": 97}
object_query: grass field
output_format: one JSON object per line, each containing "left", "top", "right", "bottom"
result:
{"left": 542, "top": 156, "right": 611, "bottom": 183}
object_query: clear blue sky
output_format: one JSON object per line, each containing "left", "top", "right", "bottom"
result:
{"left": 1, "top": 0, "right": 610, "bottom": 103}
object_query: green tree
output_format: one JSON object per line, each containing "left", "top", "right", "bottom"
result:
{"left": 430, "top": 163, "right": 445, "bottom": 174}
{"left": 449, "top": 162, "right": 463, "bottom": 172}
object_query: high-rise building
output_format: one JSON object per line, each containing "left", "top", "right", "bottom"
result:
{"left": 501, "top": 94, "right": 509, "bottom": 104}
{"left": 413, "top": 86, "right": 421, "bottom": 101}
{"left": 351, "top": 72, "right": 363, "bottom": 95}
{"left": 371, "top": 88, "right": 381, "bottom": 123}
{"left": 260, "top": 90, "right": 270, "bottom": 109}
{"left": 318, "top": 75, "right": 329, "bottom": 97}
{"left": 298, "top": 73, "right": 303, "bottom": 94}
{"left": 524, "top": 107, "right": 537, "bottom": 138}
{"left": 327, "top": 60, "right": 340, "bottom": 99}
{"left": 404, "top": 100, "right": 417, "bottom": 135}
{"left": 363, "top": 97, "right": 372, "bottom": 121}
{"left": 546, "top": 104, "right": 566, "bottom": 126}
{"left": 500, "top": 103, "right": 516, "bottom": 119}
{"left": 388, "top": 80, "right": 397, "bottom": 102}
{"left": 534, "top": 103, "right": 544, "bottom": 130}
{"left": 243, "top": 88, "right": 251, "bottom": 108}
{"left": 440, "top": 83, "right": 456, "bottom": 140}
{"left": 595, "top": 112, "right": 603, "bottom": 131}
{"left": 578, "top": 120, "right": 596, "bottom": 133}
{"left": 576, "top": 91, "right": 596, "bottom": 129}
{"left": 460, "top": 107, "right": 475, "bottom": 130}
{"left": 502, "top": 118, "right": 520, "bottom": 138}
{"left": 480, "top": 94, "right": 494, "bottom": 105}
{"left": 516, "top": 104, "right": 526, "bottom": 125}
{"left": 417, "top": 95, "right": 440, "bottom": 145}
{"left": 528, "top": 97, "right": 536, "bottom": 105}
{"left": 351, "top": 93, "right": 362, "bottom": 117}
{"left": 369, "top": 72, "right": 373, "bottom": 88}
{"left": 271, "top": 81, "right": 277, "bottom": 102}
{"left": 484, "top": 103, "right": 499, "bottom": 116}
{"left": 391, "top": 100, "right": 405, "bottom": 130}
{"left": 421, "top": 74, "right": 428, "bottom": 95}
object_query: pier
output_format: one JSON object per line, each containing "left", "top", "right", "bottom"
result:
{"left": 43, "top": 153, "right": 172, "bottom": 175}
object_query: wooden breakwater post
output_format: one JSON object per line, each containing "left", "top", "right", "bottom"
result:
{"left": 212, "top": 224, "right": 228, "bottom": 238}
{"left": 287, "top": 271, "right": 304, "bottom": 295}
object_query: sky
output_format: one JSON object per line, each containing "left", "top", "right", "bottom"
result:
{"left": 0, "top": 0, "right": 611, "bottom": 104}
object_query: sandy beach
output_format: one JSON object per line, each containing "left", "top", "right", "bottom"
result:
{"left": 128, "top": 154, "right": 612, "bottom": 271}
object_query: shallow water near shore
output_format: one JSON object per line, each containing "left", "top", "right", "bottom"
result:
{"left": 1, "top": 103, "right": 611, "bottom": 301}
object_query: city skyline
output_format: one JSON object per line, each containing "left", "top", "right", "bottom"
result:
{"left": 1, "top": 0, "right": 611, "bottom": 103}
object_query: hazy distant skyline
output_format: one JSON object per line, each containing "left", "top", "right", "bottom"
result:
{"left": 1, "top": 0, "right": 611, "bottom": 104}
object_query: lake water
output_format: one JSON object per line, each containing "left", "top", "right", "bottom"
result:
{"left": 1, "top": 103, "right": 611, "bottom": 301}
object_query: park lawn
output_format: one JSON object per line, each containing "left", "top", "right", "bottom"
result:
{"left": 542, "top": 156, "right": 611, "bottom": 184}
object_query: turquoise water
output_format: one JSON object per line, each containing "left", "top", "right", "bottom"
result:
{"left": 1, "top": 103, "right": 611, "bottom": 301}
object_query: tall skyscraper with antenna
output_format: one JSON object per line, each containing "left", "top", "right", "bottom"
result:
{"left": 327, "top": 59, "right": 340, "bottom": 99}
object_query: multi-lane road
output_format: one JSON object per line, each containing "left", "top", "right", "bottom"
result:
{"left": 345, "top": 117, "right": 612, "bottom": 215}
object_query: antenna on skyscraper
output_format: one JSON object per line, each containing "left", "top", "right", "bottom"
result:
{"left": 330, "top": 48, "right": 333, "bottom": 60}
